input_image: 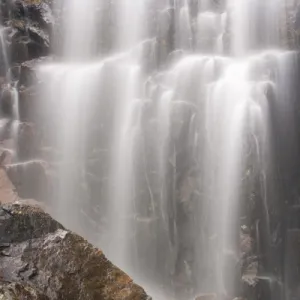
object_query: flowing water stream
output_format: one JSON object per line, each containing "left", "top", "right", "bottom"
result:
{"left": 0, "top": 23, "right": 20, "bottom": 162}
{"left": 36, "top": 0, "right": 299, "bottom": 299}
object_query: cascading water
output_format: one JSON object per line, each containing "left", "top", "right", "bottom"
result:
{"left": 37, "top": 0, "right": 104, "bottom": 236}
{"left": 0, "top": 23, "right": 20, "bottom": 163}
{"left": 38, "top": 0, "right": 300, "bottom": 299}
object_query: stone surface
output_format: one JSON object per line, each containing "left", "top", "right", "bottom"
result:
{"left": 6, "top": 160, "right": 48, "bottom": 201}
{"left": 7, "top": 0, "right": 52, "bottom": 64}
{"left": 0, "top": 282, "right": 49, "bottom": 300}
{"left": 0, "top": 202, "right": 150, "bottom": 300}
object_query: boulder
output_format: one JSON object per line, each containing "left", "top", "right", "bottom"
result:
{"left": 0, "top": 203, "right": 150, "bottom": 300}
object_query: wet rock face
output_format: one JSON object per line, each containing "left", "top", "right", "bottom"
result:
{"left": 0, "top": 86, "right": 14, "bottom": 118}
{"left": 0, "top": 203, "right": 62, "bottom": 243}
{"left": 8, "top": 0, "right": 52, "bottom": 62}
{"left": 0, "top": 203, "right": 150, "bottom": 300}
{"left": 0, "top": 0, "right": 53, "bottom": 76}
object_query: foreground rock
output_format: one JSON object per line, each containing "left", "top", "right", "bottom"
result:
{"left": 0, "top": 282, "right": 48, "bottom": 299}
{"left": 0, "top": 203, "right": 150, "bottom": 300}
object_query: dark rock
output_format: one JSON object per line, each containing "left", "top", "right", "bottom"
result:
{"left": 10, "top": 0, "right": 26, "bottom": 20}
{"left": 7, "top": 0, "right": 53, "bottom": 64}
{"left": 6, "top": 160, "right": 48, "bottom": 201}
{"left": 0, "top": 202, "right": 150, "bottom": 300}
{"left": 9, "top": 26, "right": 49, "bottom": 63}
{"left": 17, "top": 121, "right": 40, "bottom": 159}
{"left": 24, "top": 1, "right": 54, "bottom": 29}
{"left": 27, "top": 25, "right": 50, "bottom": 57}
{"left": 28, "top": 23, "right": 50, "bottom": 46}
{"left": 242, "top": 260, "right": 259, "bottom": 287}
{"left": 18, "top": 57, "right": 49, "bottom": 87}
{"left": 18, "top": 86, "right": 37, "bottom": 122}
{"left": 295, "top": 5, "right": 300, "bottom": 32}
{"left": 10, "top": 40, "right": 29, "bottom": 63}
{"left": 240, "top": 231, "right": 254, "bottom": 257}
{"left": 17, "top": 58, "right": 52, "bottom": 125}
{"left": 27, "top": 39, "right": 48, "bottom": 59}
{"left": 0, "top": 203, "right": 63, "bottom": 244}
{"left": 285, "top": 229, "right": 300, "bottom": 299}
{"left": 0, "top": 87, "right": 14, "bottom": 117}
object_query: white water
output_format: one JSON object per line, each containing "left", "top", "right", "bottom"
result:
{"left": 0, "top": 24, "right": 20, "bottom": 162}
{"left": 39, "top": 0, "right": 296, "bottom": 299}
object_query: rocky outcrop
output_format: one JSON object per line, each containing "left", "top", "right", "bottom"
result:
{"left": 0, "top": 202, "right": 150, "bottom": 300}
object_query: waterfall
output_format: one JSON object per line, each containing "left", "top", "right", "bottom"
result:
{"left": 37, "top": 0, "right": 299, "bottom": 299}
{"left": 0, "top": 23, "right": 20, "bottom": 163}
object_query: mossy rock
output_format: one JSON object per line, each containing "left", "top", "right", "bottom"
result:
{"left": 23, "top": 0, "right": 42, "bottom": 4}
{"left": 10, "top": 19, "right": 26, "bottom": 31}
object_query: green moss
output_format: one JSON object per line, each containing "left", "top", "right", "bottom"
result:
{"left": 10, "top": 20, "right": 26, "bottom": 31}
{"left": 24, "top": 0, "right": 42, "bottom": 4}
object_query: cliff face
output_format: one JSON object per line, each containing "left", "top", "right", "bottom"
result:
{"left": 0, "top": 0, "right": 53, "bottom": 201}
{"left": 1, "top": 1, "right": 300, "bottom": 300}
